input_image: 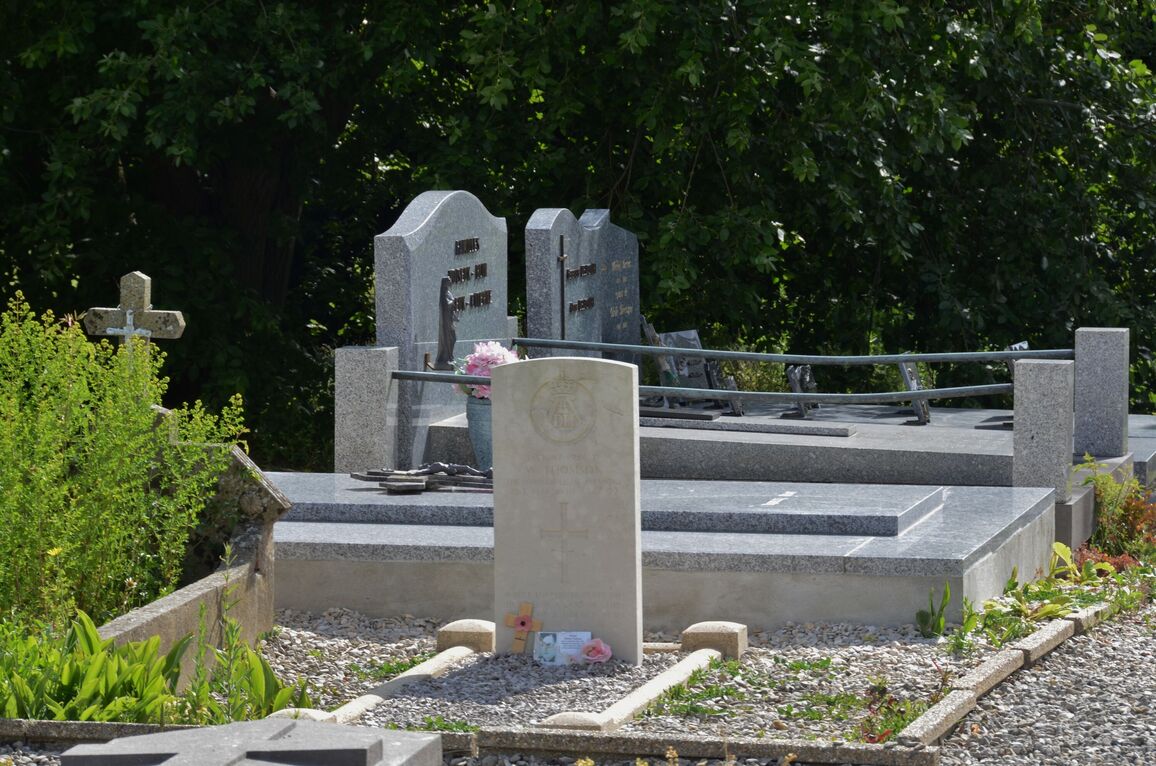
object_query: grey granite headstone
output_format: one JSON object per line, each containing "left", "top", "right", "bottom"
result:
{"left": 524, "top": 209, "right": 598, "bottom": 356}
{"left": 524, "top": 208, "right": 639, "bottom": 363}
{"left": 580, "top": 210, "right": 640, "bottom": 357}
{"left": 375, "top": 190, "right": 511, "bottom": 467}
{"left": 1013, "top": 359, "right": 1074, "bottom": 502}
{"left": 62, "top": 719, "right": 441, "bottom": 766}
{"left": 1074, "top": 327, "right": 1129, "bottom": 458}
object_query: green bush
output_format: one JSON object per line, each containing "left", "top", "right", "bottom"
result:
{"left": 0, "top": 295, "right": 245, "bottom": 627}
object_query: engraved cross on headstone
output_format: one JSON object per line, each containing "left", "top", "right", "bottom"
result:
{"left": 539, "top": 502, "right": 589, "bottom": 582}
{"left": 83, "top": 271, "right": 186, "bottom": 344}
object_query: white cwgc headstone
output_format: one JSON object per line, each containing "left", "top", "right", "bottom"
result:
{"left": 375, "top": 190, "right": 511, "bottom": 467}
{"left": 492, "top": 357, "right": 642, "bottom": 665}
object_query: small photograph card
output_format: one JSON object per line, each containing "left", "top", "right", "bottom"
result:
{"left": 533, "top": 631, "right": 591, "bottom": 665}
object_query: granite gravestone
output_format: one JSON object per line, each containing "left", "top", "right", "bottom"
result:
{"left": 376, "top": 191, "right": 511, "bottom": 468}
{"left": 62, "top": 719, "right": 441, "bottom": 766}
{"left": 524, "top": 208, "right": 640, "bottom": 363}
{"left": 491, "top": 357, "right": 643, "bottom": 665}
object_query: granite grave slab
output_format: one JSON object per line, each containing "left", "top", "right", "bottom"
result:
{"left": 276, "top": 473, "right": 942, "bottom": 537}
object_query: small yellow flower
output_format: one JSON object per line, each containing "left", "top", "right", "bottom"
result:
{"left": 46, "top": 547, "right": 63, "bottom": 557}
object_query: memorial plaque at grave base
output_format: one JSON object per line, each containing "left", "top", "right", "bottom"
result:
{"left": 492, "top": 357, "right": 643, "bottom": 665}
{"left": 375, "top": 190, "right": 511, "bottom": 468}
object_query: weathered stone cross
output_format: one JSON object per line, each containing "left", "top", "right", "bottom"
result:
{"left": 83, "top": 271, "right": 186, "bottom": 343}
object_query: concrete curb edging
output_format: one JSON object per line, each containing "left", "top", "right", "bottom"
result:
{"left": 538, "top": 648, "right": 722, "bottom": 732}
{"left": 901, "top": 600, "right": 1114, "bottom": 745}
{"left": 327, "top": 645, "right": 477, "bottom": 725}
{"left": 456, "top": 728, "right": 939, "bottom": 766}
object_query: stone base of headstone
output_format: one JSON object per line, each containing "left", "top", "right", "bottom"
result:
{"left": 335, "top": 346, "right": 399, "bottom": 473}
{"left": 680, "top": 621, "right": 748, "bottom": 658}
{"left": 62, "top": 719, "right": 441, "bottom": 766}
{"left": 436, "top": 618, "right": 496, "bottom": 653}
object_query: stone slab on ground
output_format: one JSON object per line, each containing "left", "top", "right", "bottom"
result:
{"left": 61, "top": 719, "right": 440, "bottom": 766}
{"left": 272, "top": 473, "right": 1054, "bottom": 629}
{"left": 277, "top": 473, "right": 945, "bottom": 537}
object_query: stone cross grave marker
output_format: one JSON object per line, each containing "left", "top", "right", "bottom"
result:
{"left": 62, "top": 718, "right": 441, "bottom": 766}
{"left": 83, "top": 271, "right": 186, "bottom": 343}
{"left": 525, "top": 208, "right": 640, "bottom": 363}
{"left": 492, "top": 356, "right": 642, "bottom": 665}
{"left": 375, "top": 190, "right": 511, "bottom": 468}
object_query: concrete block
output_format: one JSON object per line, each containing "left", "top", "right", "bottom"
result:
{"left": 899, "top": 688, "right": 977, "bottom": 745}
{"left": 1013, "top": 360, "right": 1074, "bottom": 502}
{"left": 335, "top": 345, "right": 399, "bottom": 472}
{"left": 437, "top": 619, "right": 495, "bottom": 653}
{"left": 1064, "top": 602, "right": 1113, "bottom": 634}
{"left": 1010, "top": 617, "right": 1075, "bottom": 665}
{"left": 951, "top": 648, "right": 1024, "bottom": 696}
{"left": 1075, "top": 327, "right": 1129, "bottom": 458}
{"left": 1054, "top": 484, "right": 1094, "bottom": 549}
{"left": 680, "top": 620, "right": 748, "bottom": 658}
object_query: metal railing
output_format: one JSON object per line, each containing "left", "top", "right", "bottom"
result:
{"left": 512, "top": 337, "right": 1074, "bottom": 366}
{"left": 388, "top": 337, "right": 1069, "bottom": 406}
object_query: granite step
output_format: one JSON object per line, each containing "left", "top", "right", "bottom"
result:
{"left": 275, "top": 473, "right": 944, "bottom": 537}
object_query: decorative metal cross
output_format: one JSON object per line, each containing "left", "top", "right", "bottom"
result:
{"left": 540, "top": 502, "right": 589, "bottom": 582}
{"left": 83, "top": 271, "right": 186, "bottom": 344}
{"left": 503, "top": 601, "right": 541, "bottom": 653}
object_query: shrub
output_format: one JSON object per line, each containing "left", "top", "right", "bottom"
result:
{"left": 1081, "top": 458, "right": 1156, "bottom": 561}
{"left": 0, "top": 295, "right": 244, "bottom": 627}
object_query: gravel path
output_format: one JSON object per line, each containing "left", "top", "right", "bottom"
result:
{"left": 3, "top": 601, "right": 1153, "bottom": 766}
{"left": 938, "top": 599, "right": 1156, "bottom": 766}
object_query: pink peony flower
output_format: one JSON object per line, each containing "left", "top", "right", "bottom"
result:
{"left": 580, "top": 638, "right": 612, "bottom": 664}
{"left": 457, "top": 341, "right": 519, "bottom": 398}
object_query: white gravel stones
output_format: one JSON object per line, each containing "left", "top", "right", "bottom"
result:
{"left": 623, "top": 622, "right": 985, "bottom": 742}
{"left": 355, "top": 651, "right": 681, "bottom": 730}
{"left": 260, "top": 608, "right": 439, "bottom": 711}
{"left": 939, "top": 599, "right": 1156, "bottom": 765}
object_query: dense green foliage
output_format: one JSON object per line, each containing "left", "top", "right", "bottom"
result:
{"left": 3, "top": 2, "right": 1156, "bottom": 467}
{"left": 0, "top": 296, "right": 245, "bottom": 626}
{"left": 0, "top": 610, "right": 311, "bottom": 723}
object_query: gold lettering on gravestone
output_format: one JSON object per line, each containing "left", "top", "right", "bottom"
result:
{"left": 447, "top": 266, "right": 471, "bottom": 284}
{"left": 530, "top": 375, "right": 595, "bottom": 443}
{"left": 568, "top": 297, "right": 595, "bottom": 314}
{"left": 454, "top": 237, "right": 481, "bottom": 256}
{"left": 474, "top": 262, "right": 488, "bottom": 279}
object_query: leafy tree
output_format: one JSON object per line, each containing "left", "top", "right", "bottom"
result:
{"left": 3, "top": 1, "right": 1156, "bottom": 468}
